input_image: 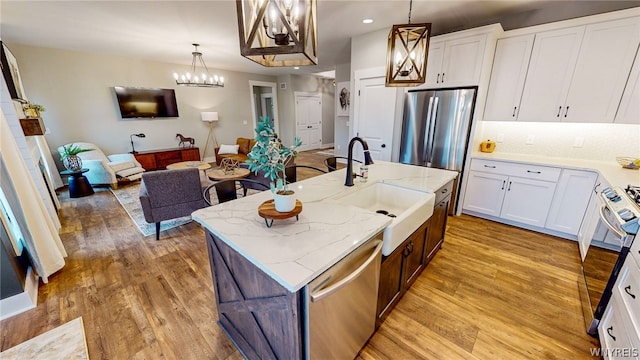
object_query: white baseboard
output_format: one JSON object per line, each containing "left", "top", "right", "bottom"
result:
{"left": 0, "top": 267, "right": 38, "bottom": 320}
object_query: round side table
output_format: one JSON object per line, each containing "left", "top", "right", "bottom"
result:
{"left": 61, "top": 168, "right": 94, "bottom": 198}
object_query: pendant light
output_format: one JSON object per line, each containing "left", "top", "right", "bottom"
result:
{"left": 236, "top": 0, "right": 318, "bottom": 67}
{"left": 173, "top": 44, "right": 224, "bottom": 87}
{"left": 385, "top": 0, "right": 431, "bottom": 87}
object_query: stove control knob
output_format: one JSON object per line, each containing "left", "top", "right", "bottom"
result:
{"left": 618, "top": 209, "right": 636, "bottom": 221}
{"left": 612, "top": 195, "right": 622, "bottom": 202}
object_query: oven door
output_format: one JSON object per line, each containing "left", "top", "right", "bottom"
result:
{"left": 580, "top": 203, "right": 633, "bottom": 336}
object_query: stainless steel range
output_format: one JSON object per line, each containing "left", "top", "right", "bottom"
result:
{"left": 580, "top": 185, "right": 640, "bottom": 337}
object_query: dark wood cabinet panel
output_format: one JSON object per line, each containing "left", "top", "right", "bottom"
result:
{"left": 403, "top": 221, "right": 429, "bottom": 289}
{"left": 134, "top": 147, "right": 200, "bottom": 171}
{"left": 206, "top": 230, "right": 303, "bottom": 360}
{"left": 377, "top": 219, "right": 429, "bottom": 327}
{"left": 424, "top": 180, "right": 453, "bottom": 265}
{"left": 377, "top": 245, "right": 404, "bottom": 325}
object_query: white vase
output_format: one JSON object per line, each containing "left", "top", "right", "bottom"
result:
{"left": 273, "top": 191, "right": 296, "bottom": 212}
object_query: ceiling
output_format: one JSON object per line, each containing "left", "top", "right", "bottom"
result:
{"left": 2, "top": 1, "right": 639, "bottom": 77}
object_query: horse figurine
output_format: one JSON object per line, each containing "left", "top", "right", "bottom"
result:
{"left": 176, "top": 133, "right": 195, "bottom": 148}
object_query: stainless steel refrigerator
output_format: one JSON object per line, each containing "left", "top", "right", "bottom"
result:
{"left": 399, "top": 86, "right": 477, "bottom": 213}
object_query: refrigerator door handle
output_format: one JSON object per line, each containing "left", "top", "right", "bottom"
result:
{"left": 422, "top": 96, "right": 435, "bottom": 165}
{"left": 426, "top": 96, "right": 439, "bottom": 166}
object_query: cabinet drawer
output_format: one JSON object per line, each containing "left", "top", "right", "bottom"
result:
{"left": 435, "top": 180, "right": 454, "bottom": 204}
{"left": 599, "top": 294, "right": 638, "bottom": 359}
{"left": 156, "top": 150, "right": 181, "bottom": 161}
{"left": 470, "top": 159, "right": 561, "bottom": 182}
{"left": 615, "top": 258, "right": 640, "bottom": 338}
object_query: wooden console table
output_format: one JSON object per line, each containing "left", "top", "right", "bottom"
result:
{"left": 134, "top": 147, "right": 200, "bottom": 171}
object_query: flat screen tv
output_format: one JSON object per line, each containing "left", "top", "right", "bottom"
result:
{"left": 114, "top": 86, "right": 179, "bottom": 118}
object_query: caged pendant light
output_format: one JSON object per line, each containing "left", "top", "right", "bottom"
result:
{"left": 236, "top": 0, "right": 318, "bottom": 67}
{"left": 173, "top": 44, "right": 224, "bottom": 87}
{"left": 385, "top": 0, "right": 431, "bottom": 87}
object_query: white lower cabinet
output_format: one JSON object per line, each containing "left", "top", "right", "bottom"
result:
{"left": 462, "top": 159, "right": 558, "bottom": 228}
{"left": 463, "top": 159, "right": 599, "bottom": 238}
{"left": 500, "top": 176, "right": 556, "bottom": 227}
{"left": 599, "top": 240, "right": 640, "bottom": 359}
{"left": 546, "top": 169, "right": 598, "bottom": 235}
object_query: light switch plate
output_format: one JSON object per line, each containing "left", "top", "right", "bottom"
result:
{"left": 573, "top": 137, "right": 584, "bottom": 148}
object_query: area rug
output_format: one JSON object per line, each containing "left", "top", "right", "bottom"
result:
{"left": 0, "top": 317, "right": 89, "bottom": 359}
{"left": 110, "top": 182, "right": 193, "bottom": 237}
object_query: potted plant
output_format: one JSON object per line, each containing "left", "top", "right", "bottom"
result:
{"left": 22, "top": 102, "right": 45, "bottom": 119}
{"left": 246, "top": 117, "right": 302, "bottom": 212}
{"left": 60, "top": 144, "right": 93, "bottom": 172}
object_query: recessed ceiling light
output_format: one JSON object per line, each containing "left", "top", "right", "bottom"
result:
{"left": 362, "top": 19, "right": 374, "bottom": 24}
{"left": 294, "top": 66, "right": 300, "bottom": 70}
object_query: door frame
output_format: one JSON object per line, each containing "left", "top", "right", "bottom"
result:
{"left": 249, "top": 80, "right": 279, "bottom": 134}
{"left": 294, "top": 91, "right": 322, "bottom": 151}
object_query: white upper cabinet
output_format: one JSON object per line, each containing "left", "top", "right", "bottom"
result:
{"left": 425, "top": 40, "right": 444, "bottom": 85}
{"left": 486, "top": 15, "right": 640, "bottom": 123}
{"left": 563, "top": 17, "right": 640, "bottom": 123}
{"left": 483, "top": 34, "right": 535, "bottom": 121}
{"left": 616, "top": 49, "right": 640, "bottom": 124}
{"left": 425, "top": 34, "right": 487, "bottom": 88}
{"left": 517, "top": 26, "right": 585, "bottom": 122}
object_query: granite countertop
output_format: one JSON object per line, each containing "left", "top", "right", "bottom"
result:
{"left": 192, "top": 161, "right": 458, "bottom": 292}
{"left": 471, "top": 152, "right": 640, "bottom": 188}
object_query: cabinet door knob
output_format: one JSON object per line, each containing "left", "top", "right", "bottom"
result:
{"left": 512, "top": 107, "right": 517, "bottom": 117}
{"left": 436, "top": 74, "right": 440, "bottom": 83}
{"left": 501, "top": 180, "right": 506, "bottom": 190}
{"left": 526, "top": 170, "right": 541, "bottom": 174}
{"left": 381, "top": 144, "right": 386, "bottom": 148}
{"left": 442, "top": 73, "right": 445, "bottom": 82}
{"left": 484, "top": 165, "right": 496, "bottom": 168}
{"left": 507, "top": 181, "right": 512, "bottom": 191}
{"left": 607, "top": 326, "right": 616, "bottom": 341}
{"left": 557, "top": 106, "right": 562, "bottom": 117}
{"left": 564, "top": 106, "right": 570, "bottom": 118}
{"left": 625, "top": 285, "right": 636, "bottom": 299}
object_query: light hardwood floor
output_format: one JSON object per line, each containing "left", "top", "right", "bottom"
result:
{"left": 0, "top": 150, "right": 599, "bottom": 359}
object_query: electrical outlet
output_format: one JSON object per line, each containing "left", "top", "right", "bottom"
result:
{"left": 573, "top": 137, "right": 584, "bottom": 148}
{"left": 526, "top": 134, "right": 535, "bottom": 145}
{"left": 496, "top": 133, "right": 505, "bottom": 142}
{"left": 243, "top": 120, "right": 248, "bottom": 125}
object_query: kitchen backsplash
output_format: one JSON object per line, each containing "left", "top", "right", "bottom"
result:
{"left": 478, "top": 121, "right": 640, "bottom": 162}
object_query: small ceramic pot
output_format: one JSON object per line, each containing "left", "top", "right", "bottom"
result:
{"left": 274, "top": 191, "right": 296, "bottom": 212}
{"left": 63, "top": 155, "right": 83, "bottom": 172}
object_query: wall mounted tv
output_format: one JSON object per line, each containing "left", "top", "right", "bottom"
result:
{"left": 114, "top": 86, "right": 179, "bottom": 118}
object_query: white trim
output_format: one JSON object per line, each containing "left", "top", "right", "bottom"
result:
{"left": 0, "top": 267, "right": 38, "bottom": 321}
{"left": 249, "top": 81, "right": 280, "bottom": 134}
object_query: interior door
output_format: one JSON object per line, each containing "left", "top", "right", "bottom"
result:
{"left": 295, "top": 93, "right": 322, "bottom": 151}
{"left": 354, "top": 73, "right": 395, "bottom": 161}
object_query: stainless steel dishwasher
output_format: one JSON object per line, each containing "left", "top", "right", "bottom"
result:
{"left": 305, "top": 237, "right": 383, "bottom": 359}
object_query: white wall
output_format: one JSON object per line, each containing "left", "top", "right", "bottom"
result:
{"left": 334, "top": 62, "right": 350, "bottom": 156}
{"left": 479, "top": 121, "right": 640, "bottom": 161}
{"left": 7, "top": 43, "right": 277, "bottom": 161}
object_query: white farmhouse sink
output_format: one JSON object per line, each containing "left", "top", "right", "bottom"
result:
{"left": 333, "top": 182, "right": 435, "bottom": 256}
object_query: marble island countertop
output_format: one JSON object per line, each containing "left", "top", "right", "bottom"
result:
{"left": 471, "top": 152, "right": 640, "bottom": 188}
{"left": 192, "top": 161, "right": 457, "bottom": 292}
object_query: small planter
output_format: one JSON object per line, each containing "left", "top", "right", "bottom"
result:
{"left": 63, "top": 155, "right": 83, "bottom": 172}
{"left": 274, "top": 190, "right": 296, "bottom": 212}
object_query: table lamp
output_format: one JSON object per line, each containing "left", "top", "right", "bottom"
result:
{"left": 201, "top": 112, "right": 219, "bottom": 161}
{"left": 129, "top": 133, "right": 146, "bottom": 154}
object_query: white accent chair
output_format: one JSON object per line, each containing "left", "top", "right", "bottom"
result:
{"left": 57, "top": 142, "right": 145, "bottom": 189}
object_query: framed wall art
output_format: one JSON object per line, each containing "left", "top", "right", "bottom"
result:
{"left": 1, "top": 41, "right": 27, "bottom": 103}
{"left": 336, "top": 81, "right": 350, "bottom": 117}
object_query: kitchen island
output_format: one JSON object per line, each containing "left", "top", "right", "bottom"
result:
{"left": 192, "top": 161, "right": 457, "bottom": 359}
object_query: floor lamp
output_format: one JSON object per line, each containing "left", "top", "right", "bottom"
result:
{"left": 201, "top": 112, "right": 219, "bottom": 162}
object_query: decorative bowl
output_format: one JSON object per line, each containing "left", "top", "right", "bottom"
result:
{"left": 616, "top": 157, "right": 640, "bottom": 170}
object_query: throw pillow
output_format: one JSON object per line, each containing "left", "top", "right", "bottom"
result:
{"left": 237, "top": 138, "right": 251, "bottom": 155}
{"left": 218, "top": 144, "right": 239, "bottom": 155}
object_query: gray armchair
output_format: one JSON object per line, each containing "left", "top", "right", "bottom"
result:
{"left": 139, "top": 168, "right": 208, "bottom": 240}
